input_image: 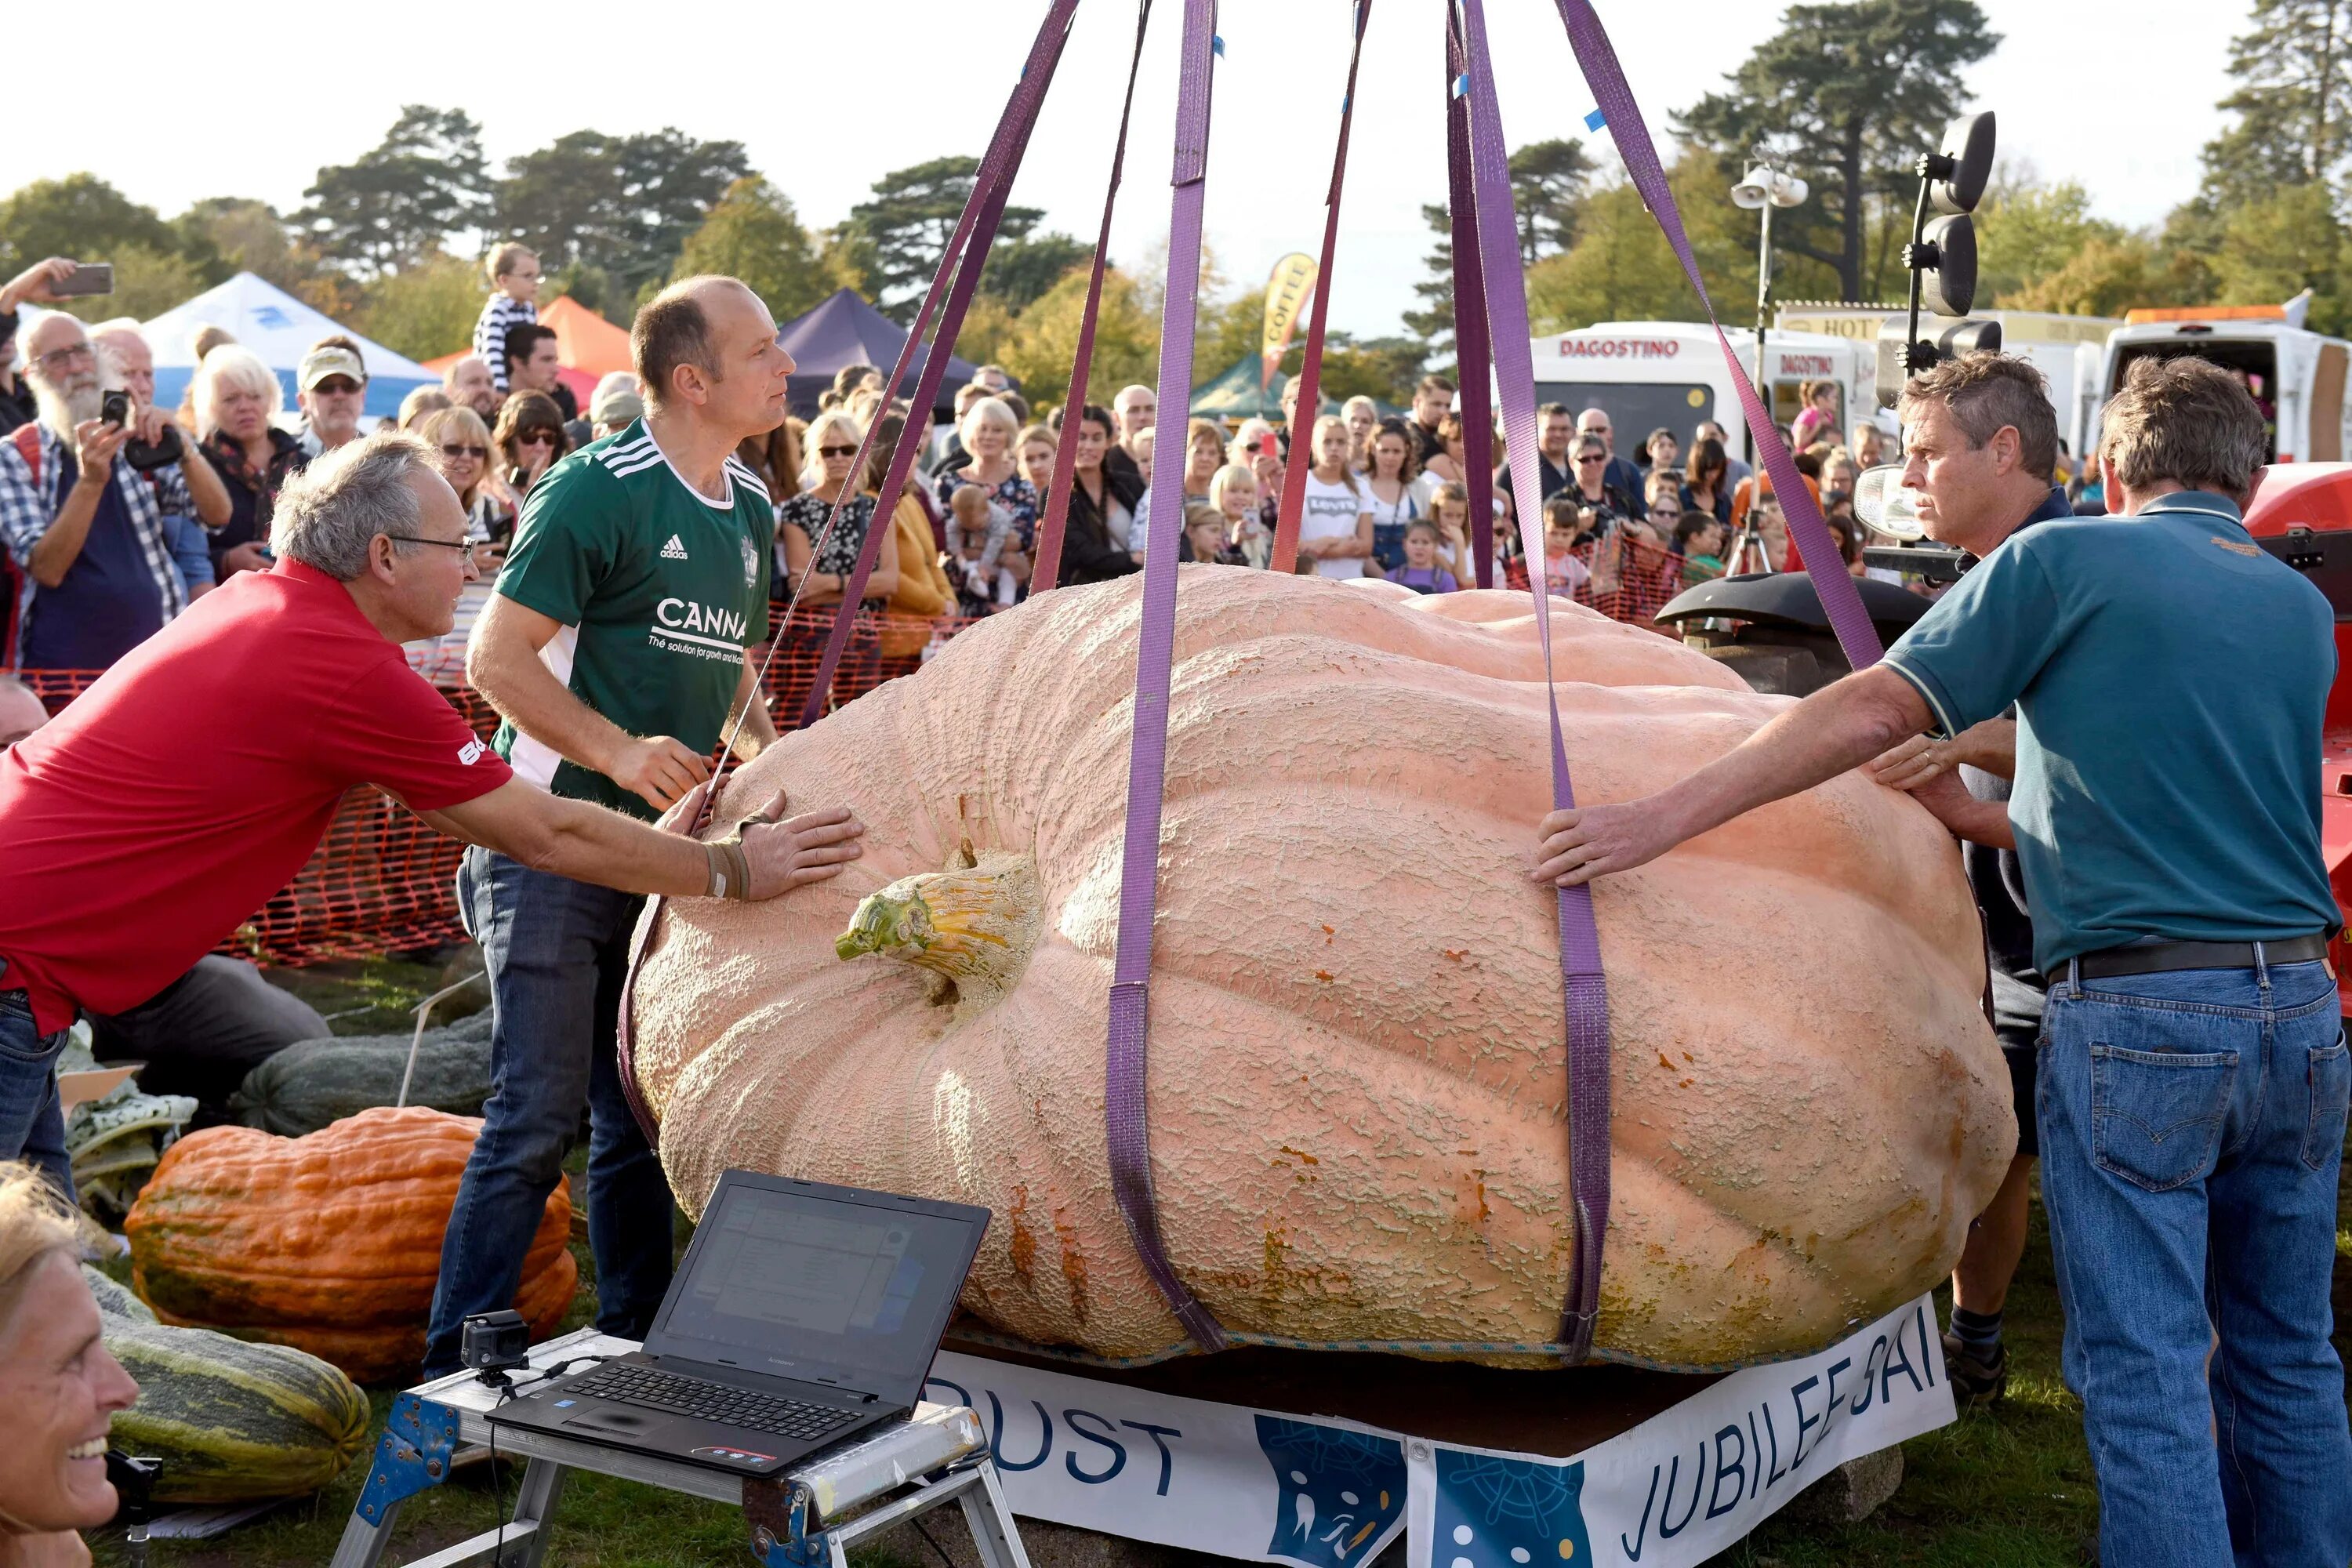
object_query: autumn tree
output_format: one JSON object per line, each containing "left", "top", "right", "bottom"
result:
{"left": 670, "top": 179, "right": 843, "bottom": 324}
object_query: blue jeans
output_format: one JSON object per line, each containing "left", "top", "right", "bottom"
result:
{"left": 2039, "top": 953, "right": 2352, "bottom": 1568}
{"left": 0, "top": 965, "right": 73, "bottom": 1200}
{"left": 422, "top": 848, "right": 675, "bottom": 1374}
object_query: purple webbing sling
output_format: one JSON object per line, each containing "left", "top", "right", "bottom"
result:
{"left": 1033, "top": 0, "right": 1155, "bottom": 595}
{"left": 797, "top": 12, "right": 1080, "bottom": 727}
{"left": 1267, "top": 0, "right": 1371, "bottom": 576}
{"left": 1454, "top": 0, "right": 1609, "bottom": 1363}
{"left": 1547, "top": 0, "right": 1884, "bottom": 668}
{"left": 1101, "top": 0, "right": 1229, "bottom": 1354}
{"left": 613, "top": 0, "right": 1078, "bottom": 1140}
{"left": 1444, "top": 9, "right": 1496, "bottom": 586}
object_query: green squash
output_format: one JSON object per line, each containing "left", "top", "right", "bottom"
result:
{"left": 100, "top": 1316, "right": 372, "bottom": 1503}
{"left": 83, "top": 1262, "right": 157, "bottom": 1323}
{"left": 229, "top": 1011, "right": 492, "bottom": 1137}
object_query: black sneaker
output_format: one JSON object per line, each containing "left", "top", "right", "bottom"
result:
{"left": 1943, "top": 1328, "right": 2009, "bottom": 1410}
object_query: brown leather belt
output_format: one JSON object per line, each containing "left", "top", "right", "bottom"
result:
{"left": 2074, "top": 934, "right": 2331, "bottom": 981}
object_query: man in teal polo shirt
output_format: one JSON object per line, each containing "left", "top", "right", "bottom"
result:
{"left": 424, "top": 276, "right": 796, "bottom": 1375}
{"left": 1528, "top": 354, "right": 2350, "bottom": 1566}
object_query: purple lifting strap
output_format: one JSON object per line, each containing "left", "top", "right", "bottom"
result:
{"left": 1033, "top": 0, "right": 1155, "bottom": 595}
{"left": 1443, "top": 9, "right": 1495, "bottom": 587}
{"left": 613, "top": 0, "right": 1078, "bottom": 1142}
{"left": 800, "top": 16, "right": 1077, "bottom": 727}
{"left": 1102, "top": 0, "right": 1229, "bottom": 1354}
{"left": 1547, "top": 0, "right": 1884, "bottom": 670}
{"left": 1455, "top": 0, "right": 1610, "bottom": 1364}
{"left": 1268, "top": 0, "right": 1371, "bottom": 575}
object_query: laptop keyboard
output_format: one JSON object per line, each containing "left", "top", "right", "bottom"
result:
{"left": 571, "top": 1364, "right": 865, "bottom": 1443}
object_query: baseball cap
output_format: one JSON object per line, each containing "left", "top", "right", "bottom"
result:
{"left": 298, "top": 346, "right": 367, "bottom": 391}
{"left": 590, "top": 372, "right": 644, "bottom": 427}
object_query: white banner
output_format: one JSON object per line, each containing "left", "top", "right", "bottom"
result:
{"left": 926, "top": 1295, "right": 1949, "bottom": 1568}
{"left": 925, "top": 1352, "right": 1410, "bottom": 1566}
{"left": 1405, "top": 1298, "right": 1954, "bottom": 1568}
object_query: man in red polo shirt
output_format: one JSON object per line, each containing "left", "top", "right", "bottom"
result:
{"left": 0, "top": 434, "right": 862, "bottom": 1196}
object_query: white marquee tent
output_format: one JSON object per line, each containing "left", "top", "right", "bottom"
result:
{"left": 140, "top": 273, "right": 436, "bottom": 420}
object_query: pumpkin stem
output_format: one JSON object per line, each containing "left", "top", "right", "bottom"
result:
{"left": 836, "top": 855, "right": 1040, "bottom": 999}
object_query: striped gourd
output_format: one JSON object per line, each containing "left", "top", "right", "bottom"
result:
{"left": 100, "top": 1316, "right": 370, "bottom": 1503}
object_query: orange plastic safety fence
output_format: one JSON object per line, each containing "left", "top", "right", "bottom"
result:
{"left": 1501, "top": 535, "right": 1697, "bottom": 633}
{"left": 12, "top": 578, "right": 1689, "bottom": 967}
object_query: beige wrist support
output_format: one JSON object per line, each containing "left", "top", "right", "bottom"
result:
{"left": 704, "top": 837, "right": 753, "bottom": 901}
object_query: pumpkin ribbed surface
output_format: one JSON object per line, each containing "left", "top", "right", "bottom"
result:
{"left": 125, "top": 1105, "right": 575, "bottom": 1381}
{"left": 100, "top": 1316, "right": 370, "bottom": 1503}
{"left": 630, "top": 571, "right": 2011, "bottom": 1368}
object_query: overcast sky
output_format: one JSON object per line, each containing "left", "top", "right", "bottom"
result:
{"left": 15, "top": 0, "right": 2242, "bottom": 336}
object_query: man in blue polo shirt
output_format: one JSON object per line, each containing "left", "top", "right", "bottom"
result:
{"left": 1528, "top": 353, "right": 2350, "bottom": 1566}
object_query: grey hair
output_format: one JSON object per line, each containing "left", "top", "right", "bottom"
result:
{"left": 271, "top": 432, "right": 434, "bottom": 579}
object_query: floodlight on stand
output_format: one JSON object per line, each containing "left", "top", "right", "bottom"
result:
{"left": 1926, "top": 113, "right": 1997, "bottom": 216}
{"left": 1911, "top": 213, "right": 1978, "bottom": 316}
{"left": 1730, "top": 165, "right": 1807, "bottom": 210}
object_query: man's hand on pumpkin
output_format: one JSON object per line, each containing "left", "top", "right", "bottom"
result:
{"left": 1528, "top": 797, "right": 1688, "bottom": 887}
{"left": 735, "top": 788, "right": 867, "bottom": 899}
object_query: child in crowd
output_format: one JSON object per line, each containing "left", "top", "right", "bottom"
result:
{"left": 946, "top": 484, "right": 1018, "bottom": 616}
{"left": 1540, "top": 494, "right": 1591, "bottom": 598}
{"left": 1387, "top": 520, "right": 1459, "bottom": 594}
{"left": 1675, "top": 512, "right": 1727, "bottom": 585}
{"left": 1182, "top": 502, "right": 1243, "bottom": 565}
{"left": 1426, "top": 481, "right": 1480, "bottom": 586}
{"left": 1208, "top": 463, "right": 1268, "bottom": 568}
{"left": 473, "top": 243, "right": 541, "bottom": 397}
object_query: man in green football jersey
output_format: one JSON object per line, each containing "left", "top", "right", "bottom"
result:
{"left": 425, "top": 276, "right": 801, "bottom": 1372}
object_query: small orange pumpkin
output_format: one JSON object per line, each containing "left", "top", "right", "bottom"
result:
{"left": 126, "top": 1106, "right": 576, "bottom": 1382}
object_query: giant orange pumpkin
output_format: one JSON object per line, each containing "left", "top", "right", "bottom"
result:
{"left": 127, "top": 1107, "right": 576, "bottom": 1381}
{"left": 630, "top": 571, "right": 2011, "bottom": 1368}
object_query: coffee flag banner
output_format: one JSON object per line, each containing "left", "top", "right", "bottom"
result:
{"left": 924, "top": 1295, "right": 1950, "bottom": 1568}
{"left": 1260, "top": 252, "right": 1319, "bottom": 389}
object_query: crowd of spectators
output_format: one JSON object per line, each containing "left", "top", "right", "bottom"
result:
{"left": 0, "top": 243, "right": 1928, "bottom": 691}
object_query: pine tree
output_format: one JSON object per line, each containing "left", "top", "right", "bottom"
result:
{"left": 2200, "top": 0, "right": 2352, "bottom": 209}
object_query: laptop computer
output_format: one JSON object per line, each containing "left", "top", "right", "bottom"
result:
{"left": 487, "top": 1170, "right": 989, "bottom": 1477}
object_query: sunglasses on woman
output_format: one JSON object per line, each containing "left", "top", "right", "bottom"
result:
{"left": 819, "top": 444, "right": 861, "bottom": 459}
{"left": 439, "top": 444, "right": 489, "bottom": 461}
{"left": 517, "top": 429, "right": 560, "bottom": 448}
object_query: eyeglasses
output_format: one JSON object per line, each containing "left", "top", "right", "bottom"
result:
{"left": 1576, "top": 453, "right": 1606, "bottom": 464}
{"left": 819, "top": 444, "right": 860, "bottom": 459}
{"left": 516, "top": 429, "right": 560, "bottom": 447}
{"left": 439, "top": 443, "right": 489, "bottom": 461}
{"left": 311, "top": 377, "right": 364, "bottom": 397}
{"left": 34, "top": 343, "right": 94, "bottom": 372}
{"left": 393, "top": 535, "right": 480, "bottom": 566}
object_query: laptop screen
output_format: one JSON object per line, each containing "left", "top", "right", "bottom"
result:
{"left": 650, "top": 1179, "right": 980, "bottom": 1399}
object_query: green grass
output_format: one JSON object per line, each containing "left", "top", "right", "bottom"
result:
{"left": 87, "top": 959, "right": 2352, "bottom": 1566}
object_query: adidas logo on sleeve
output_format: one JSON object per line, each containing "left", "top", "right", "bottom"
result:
{"left": 660, "top": 534, "right": 688, "bottom": 560}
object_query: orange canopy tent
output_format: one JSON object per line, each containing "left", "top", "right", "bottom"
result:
{"left": 422, "top": 296, "right": 633, "bottom": 410}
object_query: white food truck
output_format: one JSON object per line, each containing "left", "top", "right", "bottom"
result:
{"left": 1525, "top": 321, "right": 1874, "bottom": 461}
{"left": 2092, "top": 306, "right": 2352, "bottom": 465}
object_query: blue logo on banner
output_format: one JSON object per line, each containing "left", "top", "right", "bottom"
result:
{"left": 1429, "top": 1449, "right": 1594, "bottom": 1566}
{"left": 1254, "top": 1416, "right": 1406, "bottom": 1568}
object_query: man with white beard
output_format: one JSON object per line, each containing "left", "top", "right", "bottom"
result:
{"left": 91, "top": 320, "right": 230, "bottom": 603}
{"left": 0, "top": 312, "right": 230, "bottom": 668}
